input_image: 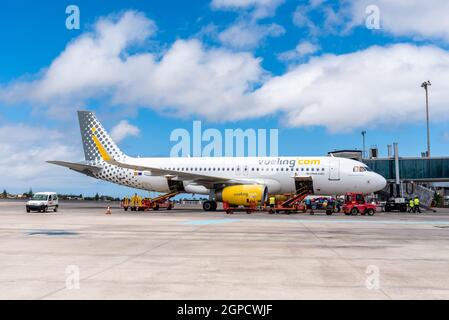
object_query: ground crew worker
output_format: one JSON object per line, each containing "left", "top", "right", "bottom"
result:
{"left": 414, "top": 196, "right": 421, "bottom": 213}
{"left": 408, "top": 198, "right": 415, "bottom": 213}
{"left": 137, "top": 195, "right": 142, "bottom": 207}
{"left": 131, "top": 193, "right": 138, "bottom": 207}
{"left": 305, "top": 197, "right": 311, "bottom": 210}
{"left": 269, "top": 196, "right": 276, "bottom": 208}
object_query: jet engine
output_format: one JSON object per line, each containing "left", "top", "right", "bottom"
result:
{"left": 215, "top": 185, "right": 268, "bottom": 206}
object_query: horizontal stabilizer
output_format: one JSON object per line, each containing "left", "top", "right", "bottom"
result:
{"left": 47, "top": 160, "right": 102, "bottom": 175}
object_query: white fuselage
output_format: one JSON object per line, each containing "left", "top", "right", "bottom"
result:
{"left": 90, "top": 156, "right": 387, "bottom": 196}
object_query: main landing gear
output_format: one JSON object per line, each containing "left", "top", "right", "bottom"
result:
{"left": 203, "top": 200, "right": 217, "bottom": 212}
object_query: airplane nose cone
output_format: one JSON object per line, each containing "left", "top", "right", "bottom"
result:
{"left": 377, "top": 175, "right": 387, "bottom": 190}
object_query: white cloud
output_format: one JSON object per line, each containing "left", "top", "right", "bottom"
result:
{"left": 345, "top": 0, "right": 449, "bottom": 42}
{"left": 0, "top": 124, "right": 80, "bottom": 186}
{"left": 278, "top": 41, "right": 320, "bottom": 61}
{"left": 212, "top": 0, "right": 285, "bottom": 49}
{"left": 0, "top": 11, "right": 264, "bottom": 121}
{"left": 2, "top": 11, "right": 449, "bottom": 133}
{"left": 110, "top": 120, "right": 140, "bottom": 142}
{"left": 218, "top": 22, "right": 285, "bottom": 49}
{"left": 292, "top": 5, "right": 320, "bottom": 36}
{"left": 211, "top": 0, "right": 284, "bottom": 18}
{"left": 254, "top": 44, "right": 449, "bottom": 131}
{"left": 292, "top": 1, "right": 351, "bottom": 37}
{"left": 298, "top": 0, "right": 449, "bottom": 43}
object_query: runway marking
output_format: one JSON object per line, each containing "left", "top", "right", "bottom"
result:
{"left": 182, "top": 219, "right": 240, "bottom": 225}
{"left": 27, "top": 229, "right": 79, "bottom": 236}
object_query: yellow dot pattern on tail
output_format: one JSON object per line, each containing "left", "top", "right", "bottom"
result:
{"left": 77, "top": 111, "right": 124, "bottom": 161}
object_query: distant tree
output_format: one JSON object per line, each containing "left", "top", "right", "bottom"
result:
{"left": 79, "top": 194, "right": 83, "bottom": 199}
{"left": 26, "top": 188, "right": 33, "bottom": 197}
{"left": 94, "top": 193, "right": 100, "bottom": 201}
{"left": 2, "top": 189, "right": 7, "bottom": 198}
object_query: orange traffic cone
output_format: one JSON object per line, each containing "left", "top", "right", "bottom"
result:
{"left": 105, "top": 206, "right": 111, "bottom": 215}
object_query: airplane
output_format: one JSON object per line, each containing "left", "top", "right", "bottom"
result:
{"left": 48, "top": 111, "right": 387, "bottom": 211}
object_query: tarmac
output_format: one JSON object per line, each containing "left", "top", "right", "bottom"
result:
{"left": 1, "top": 199, "right": 449, "bottom": 300}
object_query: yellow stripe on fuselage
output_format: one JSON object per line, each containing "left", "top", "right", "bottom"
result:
{"left": 91, "top": 127, "right": 111, "bottom": 161}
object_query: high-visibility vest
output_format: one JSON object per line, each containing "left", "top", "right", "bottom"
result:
{"left": 414, "top": 198, "right": 420, "bottom": 206}
{"left": 409, "top": 199, "right": 414, "bottom": 207}
{"left": 269, "top": 197, "right": 276, "bottom": 205}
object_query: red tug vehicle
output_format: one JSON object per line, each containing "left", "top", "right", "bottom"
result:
{"left": 342, "top": 192, "right": 376, "bottom": 216}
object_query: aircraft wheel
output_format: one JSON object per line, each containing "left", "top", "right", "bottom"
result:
{"left": 203, "top": 201, "right": 214, "bottom": 211}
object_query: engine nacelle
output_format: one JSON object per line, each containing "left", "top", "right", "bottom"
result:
{"left": 215, "top": 185, "right": 268, "bottom": 206}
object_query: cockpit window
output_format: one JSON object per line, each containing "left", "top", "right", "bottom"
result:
{"left": 353, "top": 166, "right": 371, "bottom": 172}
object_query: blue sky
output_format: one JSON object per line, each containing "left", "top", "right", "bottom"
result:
{"left": 1, "top": 0, "right": 449, "bottom": 196}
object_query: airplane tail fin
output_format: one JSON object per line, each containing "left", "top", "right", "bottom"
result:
{"left": 77, "top": 111, "right": 126, "bottom": 161}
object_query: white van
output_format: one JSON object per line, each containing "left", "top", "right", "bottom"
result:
{"left": 26, "top": 192, "right": 59, "bottom": 212}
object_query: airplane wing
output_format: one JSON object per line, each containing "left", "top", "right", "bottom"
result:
{"left": 89, "top": 126, "right": 259, "bottom": 188}
{"left": 47, "top": 161, "right": 102, "bottom": 176}
{"left": 106, "top": 158, "right": 256, "bottom": 188}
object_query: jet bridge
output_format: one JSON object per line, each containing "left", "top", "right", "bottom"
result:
{"left": 363, "top": 157, "right": 449, "bottom": 182}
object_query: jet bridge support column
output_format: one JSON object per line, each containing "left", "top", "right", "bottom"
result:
{"left": 394, "top": 143, "right": 403, "bottom": 198}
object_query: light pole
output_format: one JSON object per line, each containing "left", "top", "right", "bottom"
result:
{"left": 421, "top": 80, "right": 431, "bottom": 158}
{"left": 361, "top": 131, "right": 366, "bottom": 158}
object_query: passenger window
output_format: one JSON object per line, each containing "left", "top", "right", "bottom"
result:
{"left": 48, "top": 195, "right": 52, "bottom": 201}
